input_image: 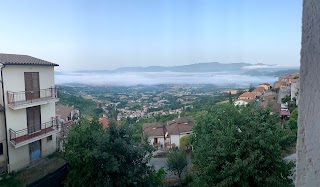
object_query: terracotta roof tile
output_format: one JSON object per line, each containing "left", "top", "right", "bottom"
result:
{"left": 56, "top": 105, "right": 74, "bottom": 120}
{"left": 239, "top": 92, "right": 256, "bottom": 98}
{"left": 253, "top": 87, "right": 265, "bottom": 92}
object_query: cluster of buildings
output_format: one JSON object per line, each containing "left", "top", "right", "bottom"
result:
{"left": 234, "top": 73, "right": 300, "bottom": 119}
{"left": 142, "top": 117, "right": 194, "bottom": 149}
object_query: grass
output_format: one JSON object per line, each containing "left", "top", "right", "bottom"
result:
{"left": 0, "top": 172, "right": 23, "bottom": 187}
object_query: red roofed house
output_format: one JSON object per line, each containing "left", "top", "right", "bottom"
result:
{"left": 279, "top": 73, "right": 299, "bottom": 86}
{"left": 252, "top": 87, "right": 265, "bottom": 97}
{"left": 142, "top": 117, "right": 194, "bottom": 149}
{"left": 239, "top": 92, "right": 256, "bottom": 100}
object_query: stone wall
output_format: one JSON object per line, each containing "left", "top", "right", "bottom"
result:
{"left": 296, "top": 0, "right": 320, "bottom": 186}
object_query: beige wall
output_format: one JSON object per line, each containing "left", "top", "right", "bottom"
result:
{"left": 0, "top": 65, "right": 57, "bottom": 172}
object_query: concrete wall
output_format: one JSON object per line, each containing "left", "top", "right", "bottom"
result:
{"left": 296, "top": 0, "right": 320, "bottom": 186}
{"left": 1, "top": 65, "right": 57, "bottom": 172}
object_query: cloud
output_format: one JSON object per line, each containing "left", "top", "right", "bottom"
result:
{"left": 55, "top": 71, "right": 277, "bottom": 87}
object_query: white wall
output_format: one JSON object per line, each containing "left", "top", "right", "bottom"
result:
{"left": 296, "top": 0, "right": 320, "bottom": 186}
{"left": 148, "top": 136, "right": 165, "bottom": 147}
{"left": 170, "top": 133, "right": 190, "bottom": 148}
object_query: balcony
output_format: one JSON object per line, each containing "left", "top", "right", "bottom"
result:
{"left": 7, "top": 87, "right": 59, "bottom": 110}
{"left": 9, "top": 119, "right": 59, "bottom": 148}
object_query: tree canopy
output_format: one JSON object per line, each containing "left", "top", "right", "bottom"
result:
{"left": 191, "top": 104, "right": 295, "bottom": 187}
{"left": 166, "top": 149, "right": 188, "bottom": 181}
{"left": 64, "top": 118, "right": 155, "bottom": 187}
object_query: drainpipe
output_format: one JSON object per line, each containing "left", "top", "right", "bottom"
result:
{"left": 0, "top": 63, "right": 10, "bottom": 173}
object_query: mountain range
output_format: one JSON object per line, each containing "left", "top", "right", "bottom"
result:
{"left": 72, "top": 62, "right": 297, "bottom": 73}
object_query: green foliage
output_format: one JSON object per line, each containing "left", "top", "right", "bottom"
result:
{"left": 271, "top": 87, "right": 280, "bottom": 93}
{"left": 228, "top": 91, "right": 233, "bottom": 104}
{"left": 58, "top": 92, "right": 99, "bottom": 116}
{"left": 180, "top": 134, "right": 191, "bottom": 150}
{"left": 281, "top": 95, "right": 291, "bottom": 104}
{"left": 152, "top": 166, "right": 167, "bottom": 185}
{"left": 291, "top": 107, "right": 298, "bottom": 120}
{"left": 191, "top": 104, "right": 295, "bottom": 187}
{"left": 248, "top": 86, "right": 255, "bottom": 92}
{"left": 64, "top": 118, "right": 155, "bottom": 187}
{"left": 166, "top": 150, "right": 188, "bottom": 180}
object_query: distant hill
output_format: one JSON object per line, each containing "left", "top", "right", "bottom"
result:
{"left": 74, "top": 62, "right": 270, "bottom": 73}
{"left": 243, "top": 69, "right": 300, "bottom": 77}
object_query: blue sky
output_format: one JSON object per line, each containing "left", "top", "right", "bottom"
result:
{"left": 0, "top": 0, "right": 302, "bottom": 71}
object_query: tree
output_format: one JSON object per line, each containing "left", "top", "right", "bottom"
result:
{"left": 281, "top": 95, "right": 291, "bottom": 103}
{"left": 248, "top": 84, "right": 255, "bottom": 92}
{"left": 180, "top": 134, "right": 191, "bottom": 150}
{"left": 64, "top": 118, "right": 155, "bottom": 186}
{"left": 291, "top": 107, "right": 298, "bottom": 120}
{"left": 191, "top": 104, "right": 295, "bottom": 187}
{"left": 228, "top": 91, "right": 233, "bottom": 104}
{"left": 166, "top": 150, "right": 188, "bottom": 181}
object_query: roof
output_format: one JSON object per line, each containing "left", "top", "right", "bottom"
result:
{"left": 142, "top": 122, "right": 166, "bottom": 137}
{"left": 280, "top": 73, "right": 299, "bottom": 80}
{"left": 0, "top": 53, "right": 58, "bottom": 66}
{"left": 259, "top": 100, "right": 281, "bottom": 114}
{"left": 239, "top": 92, "right": 256, "bottom": 98}
{"left": 166, "top": 117, "right": 194, "bottom": 135}
{"left": 99, "top": 117, "right": 109, "bottom": 129}
{"left": 259, "top": 83, "right": 270, "bottom": 86}
{"left": 142, "top": 117, "right": 194, "bottom": 137}
{"left": 253, "top": 87, "right": 265, "bottom": 92}
{"left": 56, "top": 105, "right": 74, "bottom": 120}
{"left": 263, "top": 91, "right": 277, "bottom": 97}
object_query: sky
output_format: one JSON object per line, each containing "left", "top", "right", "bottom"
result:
{"left": 0, "top": 0, "right": 302, "bottom": 71}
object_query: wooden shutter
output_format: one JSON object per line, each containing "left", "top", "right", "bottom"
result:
{"left": 27, "top": 106, "right": 41, "bottom": 133}
{"left": 24, "top": 72, "right": 40, "bottom": 100}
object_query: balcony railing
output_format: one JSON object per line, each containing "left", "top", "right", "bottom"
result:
{"left": 7, "top": 87, "right": 59, "bottom": 109}
{"left": 9, "top": 119, "right": 58, "bottom": 147}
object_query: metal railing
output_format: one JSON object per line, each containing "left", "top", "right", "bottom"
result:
{"left": 9, "top": 118, "right": 57, "bottom": 145}
{"left": 7, "top": 87, "right": 59, "bottom": 108}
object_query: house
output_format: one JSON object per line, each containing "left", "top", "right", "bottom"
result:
{"left": 234, "top": 99, "right": 250, "bottom": 106}
{"left": 273, "top": 80, "right": 286, "bottom": 89}
{"left": 56, "top": 104, "right": 79, "bottom": 123}
{"left": 238, "top": 92, "right": 256, "bottom": 100}
{"left": 262, "top": 91, "right": 278, "bottom": 101}
{"left": 166, "top": 117, "right": 194, "bottom": 148}
{"left": 258, "top": 83, "right": 271, "bottom": 90}
{"left": 259, "top": 100, "right": 281, "bottom": 115}
{"left": 56, "top": 105, "right": 80, "bottom": 152}
{"left": 0, "top": 53, "right": 59, "bottom": 172}
{"left": 252, "top": 87, "right": 265, "bottom": 97}
{"left": 278, "top": 73, "right": 299, "bottom": 86}
{"left": 142, "top": 117, "right": 194, "bottom": 149}
{"left": 142, "top": 122, "right": 166, "bottom": 148}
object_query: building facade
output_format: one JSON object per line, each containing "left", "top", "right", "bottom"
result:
{"left": 0, "top": 54, "right": 59, "bottom": 172}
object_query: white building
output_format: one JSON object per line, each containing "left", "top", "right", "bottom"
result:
{"left": 142, "top": 117, "right": 194, "bottom": 149}
{"left": 0, "top": 54, "right": 59, "bottom": 173}
{"left": 234, "top": 99, "right": 249, "bottom": 106}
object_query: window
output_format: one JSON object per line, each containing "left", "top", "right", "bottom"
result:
{"left": 0, "top": 143, "right": 3, "bottom": 155}
{"left": 47, "top": 135, "right": 52, "bottom": 141}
